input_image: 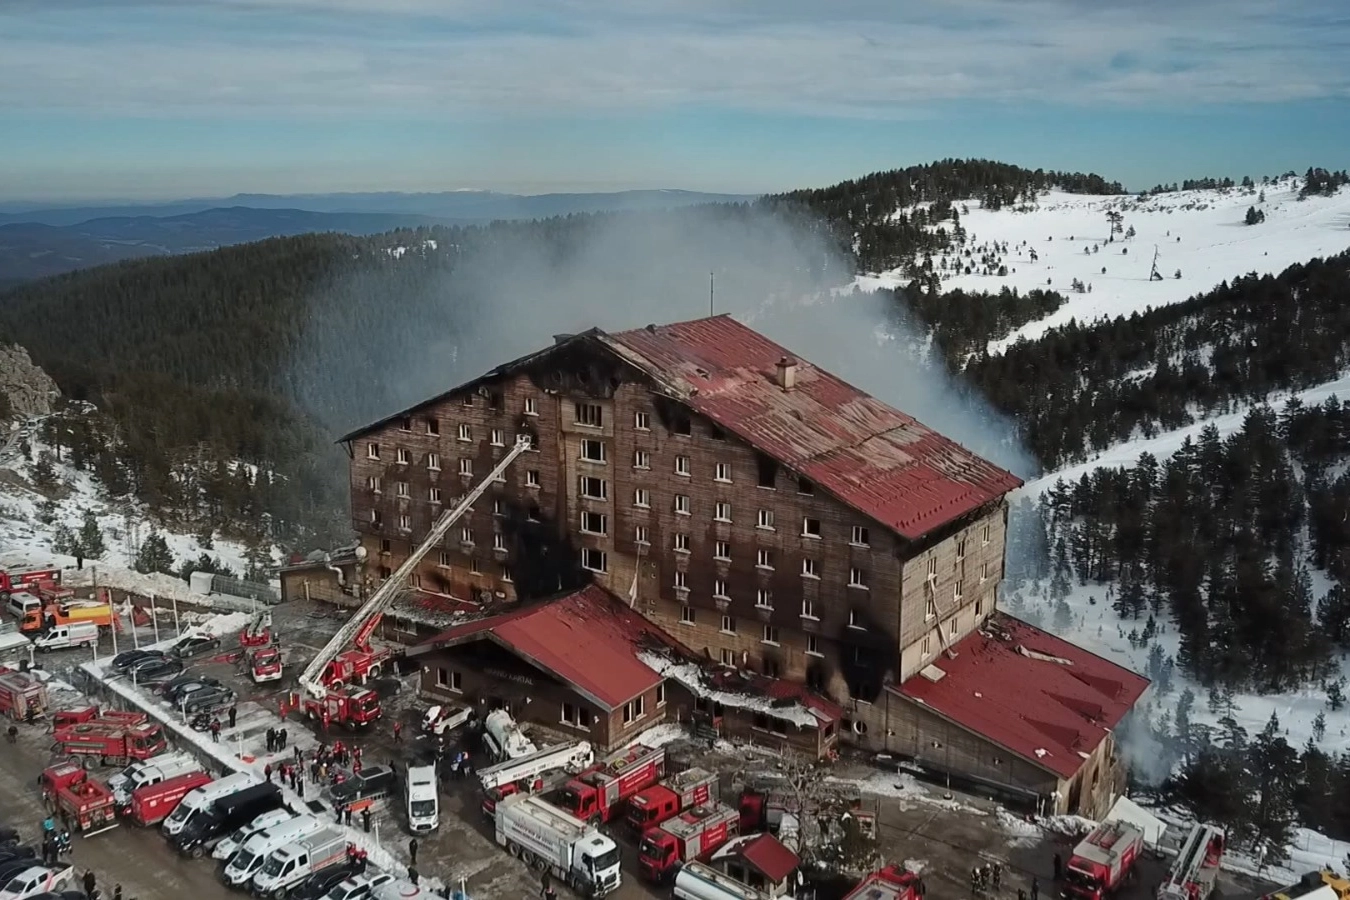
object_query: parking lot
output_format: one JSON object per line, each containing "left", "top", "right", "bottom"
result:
{"left": 7, "top": 596, "right": 1282, "bottom": 900}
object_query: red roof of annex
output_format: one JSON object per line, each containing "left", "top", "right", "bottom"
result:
{"left": 603, "top": 316, "right": 1022, "bottom": 540}
{"left": 712, "top": 833, "right": 800, "bottom": 884}
{"left": 896, "top": 613, "right": 1149, "bottom": 779}
{"left": 408, "top": 584, "right": 682, "bottom": 710}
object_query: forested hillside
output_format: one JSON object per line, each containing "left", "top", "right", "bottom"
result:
{"left": 766, "top": 158, "right": 1123, "bottom": 272}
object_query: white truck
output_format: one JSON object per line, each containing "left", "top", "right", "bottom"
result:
{"left": 0, "top": 865, "right": 75, "bottom": 900}
{"left": 110, "top": 753, "right": 203, "bottom": 807}
{"left": 223, "top": 815, "right": 323, "bottom": 887}
{"left": 483, "top": 709, "right": 536, "bottom": 761}
{"left": 164, "top": 772, "right": 261, "bottom": 837}
{"left": 673, "top": 862, "right": 772, "bottom": 900}
{"left": 494, "top": 793, "right": 621, "bottom": 897}
{"left": 214, "top": 808, "right": 296, "bottom": 861}
{"left": 0, "top": 623, "right": 31, "bottom": 660}
{"left": 405, "top": 764, "right": 439, "bottom": 834}
{"left": 478, "top": 741, "right": 595, "bottom": 792}
{"left": 250, "top": 828, "right": 348, "bottom": 900}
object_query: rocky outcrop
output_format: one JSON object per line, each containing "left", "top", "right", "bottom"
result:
{"left": 0, "top": 343, "right": 59, "bottom": 420}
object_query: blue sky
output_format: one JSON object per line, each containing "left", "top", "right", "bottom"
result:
{"left": 2, "top": 0, "right": 1348, "bottom": 202}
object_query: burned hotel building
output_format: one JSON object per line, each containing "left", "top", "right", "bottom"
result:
{"left": 338, "top": 315, "right": 1147, "bottom": 818}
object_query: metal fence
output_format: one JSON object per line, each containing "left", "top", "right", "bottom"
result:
{"left": 207, "top": 574, "right": 280, "bottom": 606}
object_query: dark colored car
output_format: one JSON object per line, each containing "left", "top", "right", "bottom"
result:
{"left": 128, "top": 656, "right": 184, "bottom": 683}
{"left": 171, "top": 635, "right": 222, "bottom": 659}
{"left": 110, "top": 649, "right": 167, "bottom": 672}
{"left": 160, "top": 675, "right": 223, "bottom": 703}
{"left": 330, "top": 766, "right": 395, "bottom": 808}
{"left": 288, "top": 864, "right": 359, "bottom": 900}
{"left": 0, "top": 859, "right": 40, "bottom": 883}
{"left": 180, "top": 684, "right": 236, "bottom": 714}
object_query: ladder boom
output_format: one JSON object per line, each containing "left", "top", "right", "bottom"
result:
{"left": 298, "top": 435, "right": 532, "bottom": 698}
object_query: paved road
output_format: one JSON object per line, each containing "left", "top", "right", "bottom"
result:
{"left": 0, "top": 716, "right": 239, "bottom": 900}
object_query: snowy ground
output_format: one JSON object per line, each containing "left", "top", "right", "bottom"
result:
{"left": 854, "top": 177, "right": 1350, "bottom": 354}
{"left": 0, "top": 416, "right": 267, "bottom": 595}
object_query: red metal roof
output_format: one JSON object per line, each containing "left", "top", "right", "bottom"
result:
{"left": 606, "top": 316, "right": 1022, "bottom": 540}
{"left": 895, "top": 613, "right": 1149, "bottom": 779}
{"left": 714, "top": 833, "right": 800, "bottom": 884}
{"left": 413, "top": 585, "right": 683, "bottom": 710}
{"left": 705, "top": 667, "right": 844, "bottom": 724}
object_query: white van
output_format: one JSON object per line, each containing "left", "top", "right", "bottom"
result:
{"left": 162, "top": 772, "right": 260, "bottom": 837}
{"left": 5, "top": 591, "right": 41, "bottom": 621}
{"left": 32, "top": 621, "right": 98, "bottom": 652}
{"left": 110, "top": 753, "right": 202, "bottom": 806}
{"left": 214, "top": 808, "right": 296, "bottom": 861}
{"left": 223, "top": 815, "right": 323, "bottom": 887}
{"left": 405, "top": 764, "right": 438, "bottom": 834}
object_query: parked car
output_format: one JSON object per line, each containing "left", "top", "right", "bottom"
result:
{"left": 170, "top": 635, "right": 221, "bottom": 659}
{"left": 0, "top": 862, "right": 39, "bottom": 886}
{"left": 321, "top": 874, "right": 394, "bottom": 900}
{"left": 330, "top": 766, "right": 395, "bottom": 808}
{"left": 289, "top": 865, "right": 360, "bottom": 900}
{"left": 110, "top": 649, "right": 166, "bottom": 672}
{"left": 179, "top": 684, "right": 235, "bottom": 715}
{"left": 127, "top": 656, "right": 184, "bottom": 683}
{"left": 160, "top": 676, "right": 222, "bottom": 704}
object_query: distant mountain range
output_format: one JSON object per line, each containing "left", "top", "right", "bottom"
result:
{"left": 0, "top": 189, "right": 756, "bottom": 285}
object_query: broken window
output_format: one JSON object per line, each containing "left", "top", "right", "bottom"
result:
{"left": 581, "top": 511, "right": 607, "bottom": 535}
{"left": 802, "top": 517, "right": 821, "bottom": 538}
{"left": 425, "top": 418, "right": 439, "bottom": 435}
{"left": 581, "top": 548, "right": 608, "bottom": 573}
{"left": 581, "top": 439, "right": 606, "bottom": 463}
{"left": 755, "top": 454, "right": 778, "bottom": 489}
{"left": 575, "top": 402, "right": 603, "bottom": 427}
{"left": 797, "top": 476, "right": 814, "bottom": 495}
{"left": 398, "top": 417, "right": 412, "bottom": 432}
{"left": 579, "top": 476, "right": 607, "bottom": 500}
{"left": 672, "top": 415, "right": 691, "bottom": 436}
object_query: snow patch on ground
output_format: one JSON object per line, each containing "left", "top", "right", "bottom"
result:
{"left": 854, "top": 178, "right": 1350, "bottom": 355}
{"left": 626, "top": 722, "right": 688, "bottom": 749}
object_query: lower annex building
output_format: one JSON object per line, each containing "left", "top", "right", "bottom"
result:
{"left": 310, "top": 314, "right": 1148, "bottom": 818}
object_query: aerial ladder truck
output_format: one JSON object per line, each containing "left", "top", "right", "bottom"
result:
{"left": 1158, "top": 823, "right": 1225, "bottom": 900}
{"left": 285, "top": 435, "right": 532, "bottom": 730}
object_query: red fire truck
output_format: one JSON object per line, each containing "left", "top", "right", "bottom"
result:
{"left": 0, "top": 567, "right": 61, "bottom": 600}
{"left": 53, "top": 712, "right": 168, "bottom": 768}
{"left": 1158, "top": 824, "right": 1225, "bottom": 900}
{"left": 626, "top": 767, "right": 717, "bottom": 831}
{"left": 0, "top": 669, "right": 47, "bottom": 721}
{"left": 554, "top": 743, "right": 665, "bottom": 825}
{"left": 638, "top": 803, "right": 740, "bottom": 883}
{"left": 246, "top": 646, "right": 284, "bottom": 684}
{"left": 1063, "top": 819, "right": 1146, "bottom": 900}
{"left": 40, "top": 763, "right": 118, "bottom": 835}
{"left": 842, "top": 866, "right": 922, "bottom": 900}
{"left": 128, "top": 771, "right": 214, "bottom": 827}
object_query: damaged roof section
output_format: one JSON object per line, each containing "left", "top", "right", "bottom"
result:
{"left": 895, "top": 612, "right": 1149, "bottom": 779}
{"left": 408, "top": 584, "right": 685, "bottom": 711}
{"left": 340, "top": 315, "right": 1021, "bottom": 541}
{"left": 638, "top": 648, "right": 843, "bottom": 730}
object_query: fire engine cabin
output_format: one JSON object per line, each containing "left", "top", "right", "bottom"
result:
{"left": 627, "top": 767, "right": 718, "bottom": 831}
{"left": 0, "top": 670, "right": 48, "bottom": 721}
{"left": 842, "top": 866, "right": 922, "bottom": 900}
{"left": 1158, "top": 824, "right": 1226, "bottom": 900}
{"left": 287, "top": 685, "right": 381, "bottom": 728}
{"left": 556, "top": 743, "right": 665, "bottom": 824}
{"left": 639, "top": 802, "right": 741, "bottom": 883}
{"left": 247, "top": 646, "right": 284, "bottom": 684}
{"left": 1063, "top": 819, "right": 1146, "bottom": 900}
{"left": 55, "top": 716, "right": 168, "bottom": 767}
{"left": 41, "top": 763, "right": 118, "bottom": 835}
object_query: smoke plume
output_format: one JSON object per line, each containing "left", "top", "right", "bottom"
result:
{"left": 289, "top": 204, "right": 1037, "bottom": 511}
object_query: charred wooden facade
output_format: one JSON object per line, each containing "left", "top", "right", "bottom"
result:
{"left": 342, "top": 317, "right": 1026, "bottom": 745}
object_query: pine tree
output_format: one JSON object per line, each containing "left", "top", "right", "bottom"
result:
{"left": 1328, "top": 678, "right": 1346, "bottom": 711}
{"left": 134, "top": 531, "right": 176, "bottom": 575}
{"left": 1313, "top": 711, "right": 1327, "bottom": 742}
{"left": 31, "top": 451, "right": 56, "bottom": 488}
{"left": 1248, "top": 713, "right": 1299, "bottom": 864}
{"left": 77, "top": 509, "right": 106, "bottom": 560}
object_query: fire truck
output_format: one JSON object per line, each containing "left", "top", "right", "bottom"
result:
{"left": 0, "top": 669, "right": 47, "bottom": 721}
{"left": 246, "top": 645, "right": 284, "bottom": 684}
{"left": 841, "top": 866, "right": 922, "bottom": 900}
{"left": 638, "top": 802, "right": 740, "bottom": 882}
{"left": 627, "top": 767, "right": 717, "bottom": 831}
{"left": 0, "top": 566, "right": 61, "bottom": 600}
{"left": 1158, "top": 824, "right": 1225, "bottom": 900}
{"left": 1062, "top": 818, "right": 1146, "bottom": 900}
{"left": 286, "top": 436, "right": 532, "bottom": 729}
{"left": 554, "top": 744, "right": 665, "bottom": 825}
{"left": 40, "top": 763, "right": 119, "bottom": 835}
{"left": 240, "top": 610, "right": 273, "bottom": 648}
{"left": 52, "top": 711, "right": 168, "bottom": 768}
{"left": 478, "top": 741, "right": 596, "bottom": 817}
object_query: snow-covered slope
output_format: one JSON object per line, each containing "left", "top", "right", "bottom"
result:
{"left": 0, "top": 417, "right": 259, "bottom": 580}
{"left": 856, "top": 177, "right": 1350, "bottom": 353}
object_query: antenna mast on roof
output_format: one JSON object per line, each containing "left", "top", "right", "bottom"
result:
{"left": 709, "top": 271, "right": 715, "bottom": 317}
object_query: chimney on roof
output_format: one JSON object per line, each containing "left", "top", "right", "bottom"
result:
{"left": 553, "top": 333, "right": 574, "bottom": 346}
{"left": 774, "top": 356, "right": 798, "bottom": 390}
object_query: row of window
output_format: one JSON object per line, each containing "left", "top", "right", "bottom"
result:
{"left": 395, "top": 393, "right": 538, "bottom": 436}
{"left": 679, "top": 599, "right": 865, "bottom": 630}
{"left": 367, "top": 466, "right": 542, "bottom": 498}
{"left": 368, "top": 430, "right": 530, "bottom": 465}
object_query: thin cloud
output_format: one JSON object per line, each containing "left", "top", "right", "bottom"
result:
{"left": 1, "top": 0, "right": 1347, "bottom": 117}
